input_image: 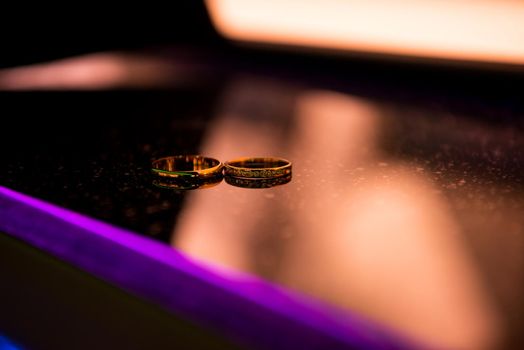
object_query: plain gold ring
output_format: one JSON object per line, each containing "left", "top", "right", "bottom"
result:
{"left": 152, "top": 155, "right": 223, "bottom": 179}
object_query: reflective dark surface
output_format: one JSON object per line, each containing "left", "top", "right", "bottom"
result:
{"left": 1, "top": 51, "right": 523, "bottom": 350}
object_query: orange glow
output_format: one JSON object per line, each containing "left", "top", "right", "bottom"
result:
{"left": 206, "top": 0, "right": 524, "bottom": 66}
{"left": 0, "top": 53, "right": 175, "bottom": 90}
{"left": 172, "top": 79, "right": 502, "bottom": 350}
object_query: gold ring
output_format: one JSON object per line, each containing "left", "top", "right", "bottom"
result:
{"left": 152, "top": 155, "right": 223, "bottom": 179}
{"left": 224, "top": 157, "right": 292, "bottom": 179}
{"left": 225, "top": 174, "right": 291, "bottom": 189}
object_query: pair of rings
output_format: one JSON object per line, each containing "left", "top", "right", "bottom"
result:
{"left": 152, "top": 155, "right": 292, "bottom": 189}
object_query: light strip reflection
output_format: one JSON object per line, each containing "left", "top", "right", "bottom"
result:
{"left": 173, "top": 80, "right": 502, "bottom": 350}
{"left": 206, "top": 0, "right": 524, "bottom": 66}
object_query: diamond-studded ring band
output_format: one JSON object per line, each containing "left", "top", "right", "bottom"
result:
{"left": 152, "top": 155, "right": 223, "bottom": 179}
{"left": 225, "top": 173, "right": 292, "bottom": 188}
{"left": 224, "top": 157, "right": 292, "bottom": 179}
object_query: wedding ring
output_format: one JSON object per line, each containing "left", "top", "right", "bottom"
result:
{"left": 225, "top": 174, "right": 291, "bottom": 189}
{"left": 224, "top": 157, "right": 292, "bottom": 179}
{"left": 152, "top": 155, "right": 223, "bottom": 179}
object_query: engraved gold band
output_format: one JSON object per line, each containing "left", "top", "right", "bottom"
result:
{"left": 152, "top": 155, "right": 223, "bottom": 179}
{"left": 224, "top": 157, "right": 292, "bottom": 179}
{"left": 224, "top": 174, "right": 292, "bottom": 189}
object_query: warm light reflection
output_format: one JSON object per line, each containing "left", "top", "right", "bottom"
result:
{"left": 173, "top": 80, "right": 502, "bottom": 350}
{"left": 206, "top": 0, "right": 524, "bottom": 66}
{"left": 0, "top": 53, "right": 175, "bottom": 90}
